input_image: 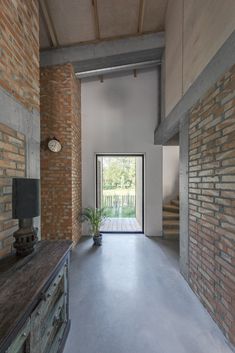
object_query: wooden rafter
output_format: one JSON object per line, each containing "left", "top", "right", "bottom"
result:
{"left": 92, "top": 0, "right": 100, "bottom": 39}
{"left": 138, "top": 0, "right": 146, "bottom": 34}
{"left": 39, "top": 0, "right": 59, "bottom": 48}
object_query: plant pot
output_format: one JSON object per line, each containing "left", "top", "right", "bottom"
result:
{"left": 93, "top": 233, "right": 102, "bottom": 246}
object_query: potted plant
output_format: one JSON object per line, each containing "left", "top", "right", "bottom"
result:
{"left": 81, "top": 207, "right": 106, "bottom": 246}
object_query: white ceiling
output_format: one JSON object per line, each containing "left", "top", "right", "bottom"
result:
{"left": 39, "top": 0, "right": 168, "bottom": 49}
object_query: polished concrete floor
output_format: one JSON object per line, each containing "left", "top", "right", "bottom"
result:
{"left": 101, "top": 217, "right": 142, "bottom": 232}
{"left": 63, "top": 235, "right": 234, "bottom": 353}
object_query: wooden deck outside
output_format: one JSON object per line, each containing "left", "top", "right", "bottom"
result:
{"left": 101, "top": 218, "right": 142, "bottom": 232}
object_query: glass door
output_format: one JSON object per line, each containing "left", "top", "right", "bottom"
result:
{"left": 96, "top": 155, "right": 144, "bottom": 233}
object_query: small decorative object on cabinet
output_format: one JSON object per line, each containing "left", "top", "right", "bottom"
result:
{"left": 0, "top": 240, "right": 72, "bottom": 353}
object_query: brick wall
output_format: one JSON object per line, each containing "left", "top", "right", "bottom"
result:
{"left": 40, "top": 64, "right": 81, "bottom": 244}
{"left": 71, "top": 70, "right": 82, "bottom": 244}
{"left": 0, "top": 1, "right": 39, "bottom": 259}
{"left": 188, "top": 64, "right": 235, "bottom": 345}
{"left": 0, "top": 123, "right": 26, "bottom": 257}
{"left": 0, "top": 0, "right": 39, "bottom": 112}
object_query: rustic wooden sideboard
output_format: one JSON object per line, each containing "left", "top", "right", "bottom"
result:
{"left": 0, "top": 240, "right": 72, "bottom": 353}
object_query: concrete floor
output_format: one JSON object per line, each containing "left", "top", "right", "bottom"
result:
{"left": 63, "top": 235, "right": 234, "bottom": 353}
{"left": 101, "top": 217, "right": 142, "bottom": 232}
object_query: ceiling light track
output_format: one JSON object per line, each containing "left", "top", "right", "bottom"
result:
{"left": 75, "top": 59, "right": 161, "bottom": 79}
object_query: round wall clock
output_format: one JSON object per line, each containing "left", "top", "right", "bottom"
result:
{"left": 48, "top": 138, "right": 62, "bottom": 153}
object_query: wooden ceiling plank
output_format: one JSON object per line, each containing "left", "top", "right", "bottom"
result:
{"left": 138, "top": 0, "right": 146, "bottom": 33}
{"left": 92, "top": 0, "right": 100, "bottom": 39}
{"left": 39, "top": 0, "right": 59, "bottom": 48}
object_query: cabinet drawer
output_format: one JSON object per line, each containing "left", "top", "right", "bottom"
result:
{"left": 5, "top": 319, "right": 30, "bottom": 353}
{"left": 41, "top": 294, "right": 66, "bottom": 353}
{"left": 43, "top": 265, "right": 66, "bottom": 307}
{"left": 30, "top": 262, "right": 68, "bottom": 353}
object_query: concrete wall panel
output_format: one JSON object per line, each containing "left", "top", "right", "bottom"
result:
{"left": 165, "top": 0, "right": 183, "bottom": 117}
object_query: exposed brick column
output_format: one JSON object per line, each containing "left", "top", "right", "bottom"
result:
{"left": 188, "top": 64, "right": 235, "bottom": 345}
{"left": 40, "top": 64, "right": 81, "bottom": 244}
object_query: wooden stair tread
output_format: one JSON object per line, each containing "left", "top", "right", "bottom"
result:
{"left": 163, "top": 204, "right": 179, "bottom": 213}
{"left": 163, "top": 211, "right": 179, "bottom": 218}
{"left": 171, "top": 200, "right": 179, "bottom": 207}
{"left": 164, "top": 229, "right": 179, "bottom": 234}
{"left": 163, "top": 220, "right": 179, "bottom": 225}
{"left": 163, "top": 221, "right": 179, "bottom": 229}
{"left": 163, "top": 229, "right": 179, "bottom": 240}
{"left": 163, "top": 196, "right": 180, "bottom": 240}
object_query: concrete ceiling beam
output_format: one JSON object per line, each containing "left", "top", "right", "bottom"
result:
{"left": 40, "top": 32, "right": 165, "bottom": 68}
{"left": 73, "top": 48, "right": 162, "bottom": 76}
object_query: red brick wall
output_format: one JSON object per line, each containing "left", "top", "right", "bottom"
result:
{"left": 0, "top": 1, "right": 39, "bottom": 259}
{"left": 71, "top": 70, "right": 82, "bottom": 244}
{"left": 40, "top": 64, "right": 81, "bottom": 244}
{"left": 0, "top": 123, "right": 26, "bottom": 258}
{"left": 0, "top": 0, "right": 39, "bottom": 111}
{"left": 188, "top": 64, "right": 235, "bottom": 345}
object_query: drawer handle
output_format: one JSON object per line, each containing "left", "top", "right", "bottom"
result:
{"left": 53, "top": 313, "right": 63, "bottom": 327}
{"left": 40, "top": 292, "right": 46, "bottom": 301}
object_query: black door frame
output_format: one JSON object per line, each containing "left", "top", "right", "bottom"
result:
{"left": 95, "top": 154, "right": 144, "bottom": 234}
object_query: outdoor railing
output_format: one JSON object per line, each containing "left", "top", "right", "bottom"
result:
{"left": 103, "top": 194, "right": 135, "bottom": 208}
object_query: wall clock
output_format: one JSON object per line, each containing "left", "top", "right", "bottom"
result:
{"left": 48, "top": 138, "right": 62, "bottom": 153}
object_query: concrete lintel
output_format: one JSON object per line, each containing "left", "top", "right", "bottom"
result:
{"left": 154, "top": 30, "right": 235, "bottom": 145}
{"left": 40, "top": 32, "right": 165, "bottom": 67}
{"left": 73, "top": 48, "right": 162, "bottom": 74}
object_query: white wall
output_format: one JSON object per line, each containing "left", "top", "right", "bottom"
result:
{"left": 81, "top": 69, "right": 162, "bottom": 236}
{"left": 163, "top": 146, "right": 179, "bottom": 204}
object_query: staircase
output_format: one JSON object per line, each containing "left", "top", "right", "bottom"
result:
{"left": 163, "top": 196, "right": 179, "bottom": 240}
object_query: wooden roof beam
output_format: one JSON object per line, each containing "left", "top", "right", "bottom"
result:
{"left": 138, "top": 0, "right": 146, "bottom": 34}
{"left": 39, "top": 0, "right": 59, "bottom": 48}
{"left": 92, "top": 0, "right": 100, "bottom": 39}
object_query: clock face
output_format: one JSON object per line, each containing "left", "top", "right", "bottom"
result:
{"left": 48, "top": 139, "right": 62, "bottom": 153}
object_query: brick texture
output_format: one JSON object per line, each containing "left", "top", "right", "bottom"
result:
{"left": 0, "top": 0, "right": 39, "bottom": 111}
{"left": 71, "top": 69, "right": 82, "bottom": 245}
{"left": 188, "top": 64, "right": 235, "bottom": 345}
{"left": 40, "top": 64, "right": 81, "bottom": 244}
{"left": 0, "top": 123, "right": 26, "bottom": 258}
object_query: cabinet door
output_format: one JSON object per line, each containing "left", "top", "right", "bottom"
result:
{"left": 5, "top": 319, "right": 30, "bottom": 353}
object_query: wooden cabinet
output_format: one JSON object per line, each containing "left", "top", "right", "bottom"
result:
{"left": 5, "top": 320, "right": 30, "bottom": 353}
{"left": 30, "top": 264, "right": 68, "bottom": 353}
{"left": 0, "top": 241, "right": 72, "bottom": 353}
